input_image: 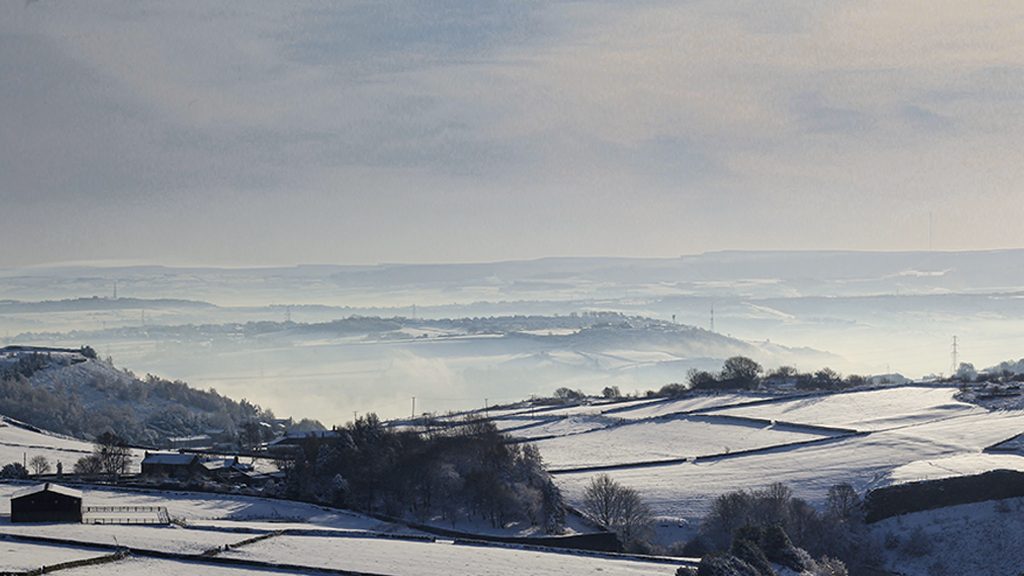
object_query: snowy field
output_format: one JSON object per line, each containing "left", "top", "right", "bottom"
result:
{"left": 606, "top": 394, "right": 774, "bottom": 420}
{"left": 0, "top": 538, "right": 110, "bottom": 573}
{"left": 37, "top": 556, "right": 325, "bottom": 576}
{"left": 507, "top": 415, "right": 619, "bottom": 440}
{"left": 533, "top": 416, "right": 839, "bottom": 469}
{"left": 528, "top": 398, "right": 663, "bottom": 418}
{"left": 0, "top": 521, "right": 250, "bottom": 554}
{"left": 870, "top": 496, "right": 1024, "bottom": 576}
{"left": 221, "top": 534, "right": 684, "bottom": 576}
{"left": 885, "top": 451, "right": 1024, "bottom": 485}
{"left": 0, "top": 419, "right": 145, "bottom": 474}
{"left": 707, "top": 387, "right": 972, "bottom": 430}
{"left": 0, "top": 484, "right": 402, "bottom": 532}
{"left": 0, "top": 481, "right": 688, "bottom": 575}
{"left": 553, "top": 408, "right": 1024, "bottom": 535}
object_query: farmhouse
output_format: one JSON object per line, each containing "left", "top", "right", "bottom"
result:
{"left": 10, "top": 483, "right": 83, "bottom": 523}
{"left": 140, "top": 452, "right": 204, "bottom": 478}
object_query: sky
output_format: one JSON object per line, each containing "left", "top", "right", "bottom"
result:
{"left": 1, "top": 1, "right": 1022, "bottom": 267}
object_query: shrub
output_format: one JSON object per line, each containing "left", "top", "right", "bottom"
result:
{"left": 697, "top": 553, "right": 762, "bottom": 576}
{"left": 902, "top": 526, "right": 932, "bottom": 557}
{"left": 0, "top": 462, "right": 29, "bottom": 479}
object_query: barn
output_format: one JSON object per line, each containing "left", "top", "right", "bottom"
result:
{"left": 10, "top": 483, "right": 83, "bottom": 523}
{"left": 141, "top": 452, "right": 203, "bottom": 478}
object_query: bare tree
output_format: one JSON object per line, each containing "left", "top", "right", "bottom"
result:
{"left": 94, "top": 432, "right": 133, "bottom": 477}
{"left": 28, "top": 455, "right": 51, "bottom": 476}
{"left": 826, "top": 483, "right": 862, "bottom": 522}
{"left": 581, "top": 474, "right": 653, "bottom": 547}
{"left": 73, "top": 454, "right": 103, "bottom": 475}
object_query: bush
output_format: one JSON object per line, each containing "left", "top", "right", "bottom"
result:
{"left": 697, "top": 553, "right": 762, "bottom": 576}
{"left": 902, "top": 526, "right": 932, "bottom": 558}
{"left": 730, "top": 537, "right": 774, "bottom": 576}
{"left": 0, "top": 462, "right": 29, "bottom": 479}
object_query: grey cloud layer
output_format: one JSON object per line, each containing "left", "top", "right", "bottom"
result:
{"left": 1, "top": 1, "right": 1022, "bottom": 266}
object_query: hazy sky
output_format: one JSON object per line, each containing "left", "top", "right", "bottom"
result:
{"left": 2, "top": 1, "right": 1022, "bottom": 267}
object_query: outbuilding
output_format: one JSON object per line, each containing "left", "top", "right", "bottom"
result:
{"left": 10, "top": 483, "right": 83, "bottom": 523}
{"left": 141, "top": 452, "right": 204, "bottom": 479}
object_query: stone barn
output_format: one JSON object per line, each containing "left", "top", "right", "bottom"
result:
{"left": 10, "top": 483, "right": 83, "bottom": 523}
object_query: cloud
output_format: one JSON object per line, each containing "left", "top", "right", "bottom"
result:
{"left": 1, "top": 1, "right": 1022, "bottom": 266}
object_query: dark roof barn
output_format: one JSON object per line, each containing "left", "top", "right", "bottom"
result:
{"left": 10, "top": 483, "right": 83, "bottom": 523}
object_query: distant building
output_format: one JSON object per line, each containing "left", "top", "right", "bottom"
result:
{"left": 140, "top": 452, "right": 203, "bottom": 479}
{"left": 11, "top": 483, "right": 83, "bottom": 523}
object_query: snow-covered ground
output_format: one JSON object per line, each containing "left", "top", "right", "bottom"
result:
{"left": 0, "top": 484, "right": 402, "bottom": 532}
{"left": 552, "top": 407, "right": 1024, "bottom": 539}
{"left": 0, "top": 486, "right": 685, "bottom": 576}
{"left": 707, "top": 387, "right": 972, "bottom": 430}
{"left": 0, "top": 521, "right": 250, "bottom": 554}
{"left": 533, "top": 416, "right": 838, "bottom": 469}
{"left": 0, "top": 418, "right": 146, "bottom": 474}
{"left": 607, "top": 394, "right": 773, "bottom": 420}
{"left": 0, "top": 538, "right": 110, "bottom": 573}
{"left": 885, "top": 452, "right": 1024, "bottom": 486}
{"left": 870, "top": 496, "right": 1024, "bottom": 576}
{"left": 507, "top": 415, "right": 620, "bottom": 440}
{"left": 221, "top": 534, "right": 683, "bottom": 576}
{"left": 41, "top": 556, "right": 325, "bottom": 576}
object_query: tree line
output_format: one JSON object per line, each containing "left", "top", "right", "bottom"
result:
{"left": 277, "top": 415, "right": 566, "bottom": 533}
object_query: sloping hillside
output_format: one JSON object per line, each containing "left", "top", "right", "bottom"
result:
{"left": 0, "top": 347, "right": 275, "bottom": 445}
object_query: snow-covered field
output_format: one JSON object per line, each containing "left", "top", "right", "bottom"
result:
{"left": 606, "top": 394, "right": 774, "bottom": 420}
{"left": 0, "top": 521, "right": 249, "bottom": 554}
{"left": 885, "top": 453, "right": 1024, "bottom": 486}
{"left": 552, "top": 403, "right": 1024, "bottom": 536}
{"left": 870, "top": 496, "right": 1024, "bottom": 576}
{"left": 0, "top": 418, "right": 146, "bottom": 474}
{"left": 533, "top": 416, "right": 838, "bottom": 469}
{"left": 0, "top": 481, "right": 688, "bottom": 575}
{"left": 507, "top": 415, "right": 619, "bottom": 440}
{"left": 0, "top": 538, "right": 110, "bottom": 573}
{"left": 38, "top": 556, "right": 324, "bottom": 576}
{"left": 0, "top": 484, "right": 401, "bottom": 532}
{"left": 707, "top": 387, "right": 972, "bottom": 430}
{"left": 221, "top": 534, "right": 683, "bottom": 576}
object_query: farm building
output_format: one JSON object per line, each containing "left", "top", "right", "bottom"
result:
{"left": 140, "top": 452, "right": 203, "bottom": 478}
{"left": 10, "top": 483, "right": 83, "bottom": 523}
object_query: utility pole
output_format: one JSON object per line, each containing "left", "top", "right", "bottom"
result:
{"left": 411, "top": 396, "right": 416, "bottom": 420}
{"left": 951, "top": 335, "right": 958, "bottom": 374}
{"left": 484, "top": 398, "right": 489, "bottom": 417}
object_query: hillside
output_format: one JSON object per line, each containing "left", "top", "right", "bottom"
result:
{"left": 466, "top": 384, "right": 1024, "bottom": 550}
{"left": 0, "top": 347, "right": 275, "bottom": 446}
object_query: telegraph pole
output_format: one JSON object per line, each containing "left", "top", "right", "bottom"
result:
{"left": 951, "top": 336, "right": 958, "bottom": 374}
{"left": 411, "top": 396, "right": 416, "bottom": 420}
